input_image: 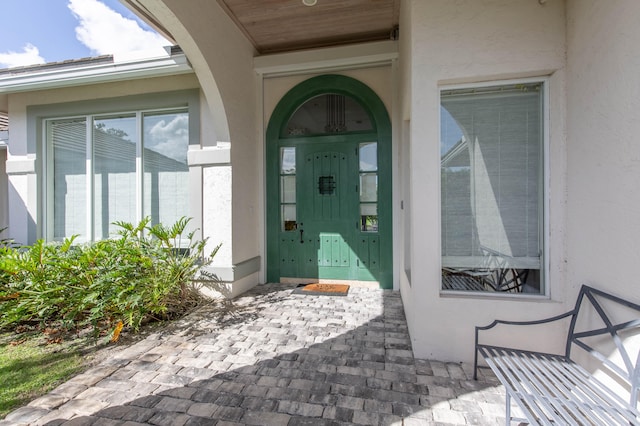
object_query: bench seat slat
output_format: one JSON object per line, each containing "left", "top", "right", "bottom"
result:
{"left": 479, "top": 346, "right": 640, "bottom": 425}
{"left": 481, "top": 347, "right": 556, "bottom": 425}
{"left": 514, "top": 351, "right": 586, "bottom": 424}
{"left": 526, "top": 352, "right": 635, "bottom": 425}
{"left": 483, "top": 347, "right": 580, "bottom": 425}
{"left": 536, "top": 353, "right": 639, "bottom": 424}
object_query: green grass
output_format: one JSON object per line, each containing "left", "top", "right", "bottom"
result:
{"left": 0, "top": 330, "right": 85, "bottom": 418}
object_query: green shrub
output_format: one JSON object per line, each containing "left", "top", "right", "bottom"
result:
{"left": 0, "top": 218, "right": 219, "bottom": 337}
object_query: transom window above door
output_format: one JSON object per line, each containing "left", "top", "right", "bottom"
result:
{"left": 284, "top": 93, "right": 373, "bottom": 137}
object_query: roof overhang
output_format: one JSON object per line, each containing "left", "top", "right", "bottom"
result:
{"left": 0, "top": 47, "right": 192, "bottom": 94}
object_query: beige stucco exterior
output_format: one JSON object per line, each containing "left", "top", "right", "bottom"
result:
{"left": 2, "top": 0, "right": 639, "bottom": 364}
{"left": 397, "top": 0, "right": 569, "bottom": 360}
{"left": 565, "top": 0, "right": 640, "bottom": 306}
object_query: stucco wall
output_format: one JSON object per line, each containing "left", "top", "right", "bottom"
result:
{"left": 402, "top": 0, "right": 568, "bottom": 362}
{"left": 565, "top": 1, "right": 640, "bottom": 299}
{"left": 147, "top": 0, "right": 260, "bottom": 271}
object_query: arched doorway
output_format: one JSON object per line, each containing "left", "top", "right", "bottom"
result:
{"left": 266, "top": 75, "right": 392, "bottom": 289}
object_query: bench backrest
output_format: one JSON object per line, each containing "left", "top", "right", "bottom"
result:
{"left": 566, "top": 285, "right": 640, "bottom": 408}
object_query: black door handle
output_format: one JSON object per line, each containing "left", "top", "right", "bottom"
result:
{"left": 300, "top": 229, "right": 304, "bottom": 244}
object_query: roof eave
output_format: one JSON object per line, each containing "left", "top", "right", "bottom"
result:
{"left": 0, "top": 52, "right": 192, "bottom": 94}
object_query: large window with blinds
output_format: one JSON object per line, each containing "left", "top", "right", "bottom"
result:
{"left": 440, "top": 81, "right": 545, "bottom": 295}
{"left": 47, "top": 108, "right": 189, "bottom": 242}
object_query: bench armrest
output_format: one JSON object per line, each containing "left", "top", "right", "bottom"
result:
{"left": 473, "top": 309, "right": 577, "bottom": 380}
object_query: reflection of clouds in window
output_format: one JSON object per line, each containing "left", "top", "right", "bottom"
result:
{"left": 281, "top": 147, "right": 296, "bottom": 174}
{"left": 359, "top": 142, "right": 377, "bottom": 172}
{"left": 144, "top": 113, "right": 188, "bottom": 163}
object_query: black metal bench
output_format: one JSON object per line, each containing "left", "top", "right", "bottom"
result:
{"left": 474, "top": 285, "right": 640, "bottom": 425}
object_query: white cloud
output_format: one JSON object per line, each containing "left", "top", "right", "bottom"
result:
{"left": 68, "top": 0, "right": 170, "bottom": 56}
{"left": 0, "top": 43, "right": 46, "bottom": 68}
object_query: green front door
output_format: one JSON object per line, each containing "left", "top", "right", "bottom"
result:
{"left": 267, "top": 75, "right": 392, "bottom": 288}
{"left": 278, "top": 139, "right": 381, "bottom": 282}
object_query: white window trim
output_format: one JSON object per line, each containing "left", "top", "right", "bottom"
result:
{"left": 43, "top": 106, "right": 191, "bottom": 242}
{"left": 438, "top": 76, "right": 550, "bottom": 299}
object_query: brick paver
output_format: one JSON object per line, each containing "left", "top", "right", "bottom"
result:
{"left": 2, "top": 284, "right": 507, "bottom": 425}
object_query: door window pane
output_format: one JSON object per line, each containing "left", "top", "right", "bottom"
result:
{"left": 360, "top": 174, "right": 377, "bottom": 202}
{"left": 360, "top": 204, "right": 378, "bottom": 232}
{"left": 51, "top": 118, "right": 87, "bottom": 242}
{"left": 282, "top": 205, "right": 297, "bottom": 231}
{"left": 280, "top": 147, "right": 297, "bottom": 231}
{"left": 440, "top": 82, "right": 543, "bottom": 294}
{"left": 359, "top": 142, "right": 378, "bottom": 232}
{"left": 142, "top": 111, "right": 190, "bottom": 227}
{"left": 359, "top": 142, "right": 377, "bottom": 172}
{"left": 281, "top": 147, "right": 296, "bottom": 174}
{"left": 281, "top": 175, "right": 296, "bottom": 203}
{"left": 94, "top": 116, "right": 137, "bottom": 239}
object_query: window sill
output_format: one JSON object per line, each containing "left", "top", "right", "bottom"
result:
{"left": 439, "top": 289, "right": 553, "bottom": 302}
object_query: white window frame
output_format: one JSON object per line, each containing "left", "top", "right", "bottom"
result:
{"left": 438, "top": 76, "right": 550, "bottom": 298}
{"left": 43, "top": 106, "right": 191, "bottom": 242}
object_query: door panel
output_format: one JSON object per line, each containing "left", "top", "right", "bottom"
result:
{"left": 299, "top": 143, "right": 355, "bottom": 280}
{"left": 276, "top": 140, "right": 384, "bottom": 282}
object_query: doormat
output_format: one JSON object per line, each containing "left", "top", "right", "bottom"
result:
{"left": 292, "top": 283, "right": 350, "bottom": 296}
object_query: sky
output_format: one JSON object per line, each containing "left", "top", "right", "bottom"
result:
{"left": 0, "top": 0, "right": 171, "bottom": 69}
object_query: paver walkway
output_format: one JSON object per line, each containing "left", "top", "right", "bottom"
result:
{"left": 2, "top": 284, "right": 508, "bottom": 425}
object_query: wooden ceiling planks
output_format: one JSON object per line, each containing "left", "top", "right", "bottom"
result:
{"left": 217, "top": 0, "right": 399, "bottom": 54}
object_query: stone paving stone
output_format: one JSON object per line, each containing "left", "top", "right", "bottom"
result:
{"left": 241, "top": 410, "right": 291, "bottom": 425}
{"left": 147, "top": 411, "right": 191, "bottom": 426}
{"left": 32, "top": 407, "right": 76, "bottom": 425}
{"left": 239, "top": 396, "right": 278, "bottom": 411}
{"left": 98, "top": 405, "right": 155, "bottom": 422}
{"left": 28, "top": 393, "right": 69, "bottom": 410}
{"left": 212, "top": 406, "right": 245, "bottom": 422}
{"left": 186, "top": 402, "right": 219, "bottom": 418}
{"left": 308, "top": 393, "right": 338, "bottom": 406}
{"left": 49, "top": 382, "right": 90, "bottom": 399}
{"left": 335, "top": 395, "right": 365, "bottom": 411}
{"left": 58, "top": 398, "right": 110, "bottom": 416}
{"left": 433, "top": 406, "right": 468, "bottom": 424}
{"left": 266, "top": 387, "right": 311, "bottom": 403}
{"left": 352, "top": 410, "right": 379, "bottom": 425}
{"left": 364, "top": 398, "right": 393, "bottom": 414}
{"left": 277, "top": 400, "right": 324, "bottom": 417}
{"left": 174, "top": 366, "right": 216, "bottom": 380}
{"left": 241, "top": 384, "right": 269, "bottom": 397}
{"left": 127, "top": 395, "right": 162, "bottom": 409}
{"left": 321, "top": 405, "right": 353, "bottom": 422}
{"left": 151, "top": 373, "right": 193, "bottom": 387}
{"left": 59, "top": 416, "right": 102, "bottom": 426}
{"left": 4, "top": 406, "right": 51, "bottom": 424}
{"left": 184, "top": 416, "right": 217, "bottom": 426}
{"left": 154, "top": 396, "right": 194, "bottom": 413}
{"left": 3, "top": 285, "right": 507, "bottom": 426}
